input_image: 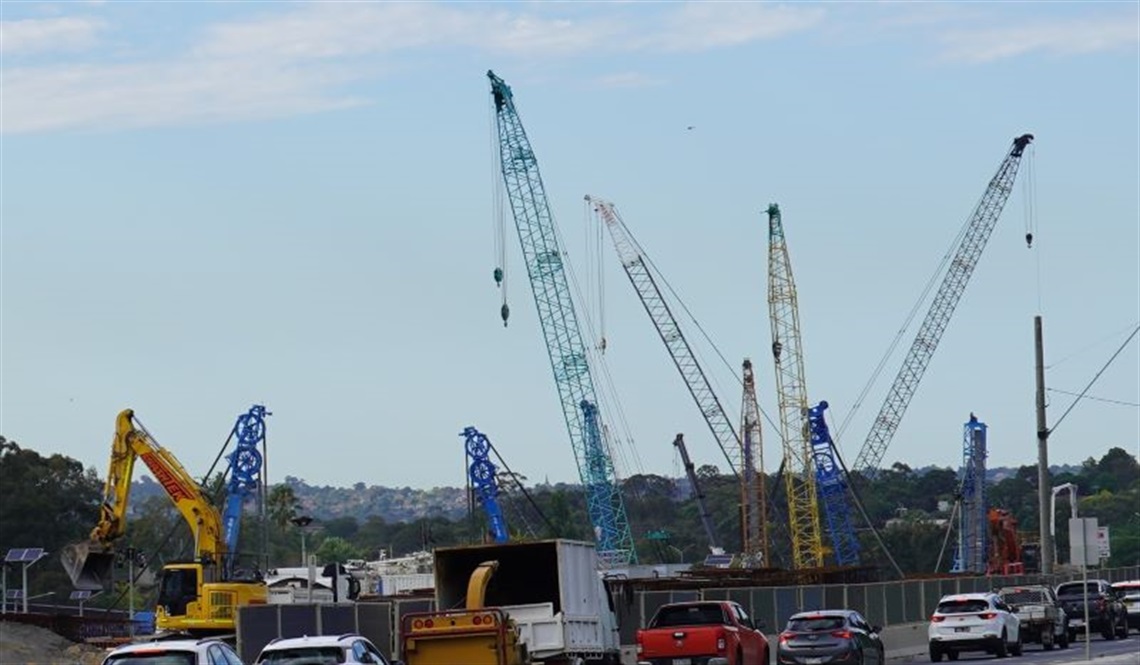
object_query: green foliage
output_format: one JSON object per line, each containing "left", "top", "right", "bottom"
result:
{"left": 313, "top": 536, "right": 363, "bottom": 563}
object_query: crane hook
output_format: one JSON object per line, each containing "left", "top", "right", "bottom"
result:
{"left": 1025, "top": 232, "right": 1033, "bottom": 248}
{"left": 500, "top": 303, "right": 510, "bottom": 327}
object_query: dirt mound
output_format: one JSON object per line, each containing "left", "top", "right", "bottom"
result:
{"left": 0, "top": 621, "right": 107, "bottom": 665}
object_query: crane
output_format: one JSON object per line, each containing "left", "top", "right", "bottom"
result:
{"left": 672, "top": 434, "right": 721, "bottom": 554}
{"left": 852, "top": 134, "right": 1034, "bottom": 480}
{"left": 587, "top": 196, "right": 763, "bottom": 557}
{"left": 766, "top": 203, "right": 825, "bottom": 570}
{"left": 463, "top": 426, "right": 510, "bottom": 544}
{"left": 487, "top": 71, "right": 636, "bottom": 565}
{"left": 806, "top": 401, "right": 861, "bottom": 566}
{"left": 221, "top": 404, "right": 268, "bottom": 577}
{"left": 951, "top": 414, "right": 988, "bottom": 574}
{"left": 739, "top": 359, "right": 769, "bottom": 564}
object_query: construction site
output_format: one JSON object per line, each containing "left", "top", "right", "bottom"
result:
{"left": 3, "top": 66, "right": 1138, "bottom": 665}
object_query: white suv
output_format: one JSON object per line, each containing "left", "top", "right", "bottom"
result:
{"left": 101, "top": 636, "right": 244, "bottom": 664}
{"left": 255, "top": 633, "right": 396, "bottom": 664}
{"left": 929, "top": 592, "right": 1022, "bottom": 661}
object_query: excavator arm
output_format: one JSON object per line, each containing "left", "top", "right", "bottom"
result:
{"left": 63, "top": 409, "right": 225, "bottom": 590}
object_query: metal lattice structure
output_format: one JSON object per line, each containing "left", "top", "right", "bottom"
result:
{"left": 222, "top": 404, "right": 267, "bottom": 575}
{"left": 488, "top": 72, "right": 635, "bottom": 565}
{"left": 463, "top": 426, "right": 509, "bottom": 544}
{"left": 767, "top": 203, "right": 824, "bottom": 570}
{"left": 853, "top": 135, "right": 1034, "bottom": 480}
{"left": 806, "top": 401, "right": 860, "bottom": 566}
{"left": 951, "top": 415, "right": 988, "bottom": 574}
{"left": 590, "top": 196, "right": 760, "bottom": 556}
{"left": 672, "top": 434, "right": 720, "bottom": 553}
{"left": 740, "top": 359, "right": 768, "bottom": 563}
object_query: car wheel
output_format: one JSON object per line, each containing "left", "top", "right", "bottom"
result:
{"left": 1043, "top": 627, "right": 1055, "bottom": 651}
{"left": 1011, "top": 633, "right": 1023, "bottom": 657}
{"left": 995, "top": 632, "right": 1009, "bottom": 658}
{"left": 1102, "top": 621, "right": 1115, "bottom": 640}
{"left": 929, "top": 643, "right": 943, "bottom": 663}
{"left": 947, "top": 652, "right": 959, "bottom": 661}
{"left": 1116, "top": 616, "right": 1129, "bottom": 639}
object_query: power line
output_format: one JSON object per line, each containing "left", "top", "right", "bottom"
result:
{"left": 1046, "top": 387, "right": 1139, "bottom": 408}
{"left": 1049, "top": 325, "right": 1140, "bottom": 434}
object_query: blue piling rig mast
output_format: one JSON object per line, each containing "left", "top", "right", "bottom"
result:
{"left": 222, "top": 404, "right": 268, "bottom": 576}
{"left": 951, "top": 414, "right": 988, "bottom": 574}
{"left": 487, "top": 70, "right": 636, "bottom": 565}
{"left": 463, "top": 426, "right": 509, "bottom": 544}
{"left": 806, "top": 402, "right": 860, "bottom": 566}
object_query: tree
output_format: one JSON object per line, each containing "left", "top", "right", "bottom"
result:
{"left": 313, "top": 536, "right": 363, "bottom": 564}
{"left": 267, "top": 484, "right": 300, "bottom": 529}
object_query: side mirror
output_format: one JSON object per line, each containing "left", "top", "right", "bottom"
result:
{"left": 872, "top": 625, "right": 882, "bottom": 634}
{"left": 1009, "top": 605, "right": 1019, "bottom": 613}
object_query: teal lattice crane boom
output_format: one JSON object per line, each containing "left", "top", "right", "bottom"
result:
{"left": 487, "top": 71, "right": 636, "bottom": 566}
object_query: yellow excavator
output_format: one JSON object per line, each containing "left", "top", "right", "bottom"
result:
{"left": 61, "top": 409, "right": 267, "bottom": 635}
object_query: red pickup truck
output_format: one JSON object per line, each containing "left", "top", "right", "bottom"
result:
{"left": 636, "top": 600, "right": 770, "bottom": 665}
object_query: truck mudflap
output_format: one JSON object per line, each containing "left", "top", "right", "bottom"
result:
{"left": 402, "top": 608, "right": 527, "bottom": 665}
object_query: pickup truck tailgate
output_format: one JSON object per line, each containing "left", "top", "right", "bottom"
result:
{"left": 640, "top": 626, "right": 723, "bottom": 660}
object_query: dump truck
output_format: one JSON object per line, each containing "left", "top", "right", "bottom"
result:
{"left": 400, "top": 539, "right": 621, "bottom": 665}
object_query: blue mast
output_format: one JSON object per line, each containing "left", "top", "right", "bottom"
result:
{"left": 951, "top": 414, "right": 988, "bottom": 574}
{"left": 487, "top": 70, "right": 636, "bottom": 565}
{"left": 463, "top": 426, "right": 509, "bottom": 544}
{"left": 806, "top": 401, "right": 861, "bottom": 566}
{"left": 222, "top": 404, "right": 267, "bottom": 573}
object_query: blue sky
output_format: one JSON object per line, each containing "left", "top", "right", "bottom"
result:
{"left": 2, "top": 1, "right": 1137, "bottom": 491}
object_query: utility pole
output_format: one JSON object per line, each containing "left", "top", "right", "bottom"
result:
{"left": 1035, "top": 315, "right": 1054, "bottom": 574}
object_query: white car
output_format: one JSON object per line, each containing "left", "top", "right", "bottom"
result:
{"left": 101, "top": 636, "right": 244, "bottom": 665}
{"left": 255, "top": 633, "right": 396, "bottom": 664}
{"left": 928, "top": 592, "right": 1022, "bottom": 661}
{"left": 1112, "top": 580, "right": 1140, "bottom": 633}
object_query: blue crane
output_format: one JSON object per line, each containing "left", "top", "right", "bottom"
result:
{"left": 463, "top": 426, "right": 509, "bottom": 544}
{"left": 221, "top": 404, "right": 268, "bottom": 574}
{"left": 805, "top": 401, "right": 860, "bottom": 566}
{"left": 487, "top": 71, "right": 636, "bottom": 565}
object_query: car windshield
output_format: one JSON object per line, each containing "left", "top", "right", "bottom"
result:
{"left": 103, "top": 652, "right": 196, "bottom": 665}
{"left": 1057, "top": 583, "right": 1101, "bottom": 597}
{"left": 937, "top": 599, "right": 990, "bottom": 614}
{"left": 651, "top": 605, "right": 726, "bottom": 627}
{"left": 257, "top": 646, "right": 345, "bottom": 664}
{"left": 788, "top": 616, "right": 846, "bottom": 631}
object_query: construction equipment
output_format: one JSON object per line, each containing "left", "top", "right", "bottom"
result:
{"left": 805, "top": 402, "right": 860, "bottom": 566}
{"left": 400, "top": 540, "right": 620, "bottom": 665}
{"left": 851, "top": 134, "right": 1034, "bottom": 480}
{"left": 488, "top": 71, "right": 635, "bottom": 566}
{"left": 221, "top": 404, "right": 268, "bottom": 578}
{"left": 672, "top": 434, "right": 722, "bottom": 554}
{"left": 766, "top": 203, "right": 824, "bottom": 570}
{"left": 951, "top": 414, "right": 988, "bottom": 574}
{"left": 988, "top": 507, "right": 1024, "bottom": 575}
{"left": 588, "top": 195, "right": 764, "bottom": 560}
{"left": 61, "top": 409, "right": 267, "bottom": 635}
{"left": 739, "top": 359, "right": 769, "bottom": 564}
{"left": 464, "top": 426, "right": 510, "bottom": 544}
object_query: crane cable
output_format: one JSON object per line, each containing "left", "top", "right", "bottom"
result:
{"left": 490, "top": 97, "right": 508, "bottom": 324}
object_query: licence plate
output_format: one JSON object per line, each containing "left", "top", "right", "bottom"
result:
{"left": 955, "top": 627, "right": 970, "bottom": 633}
{"left": 805, "top": 658, "right": 824, "bottom": 664}
{"left": 1071, "top": 619, "right": 1084, "bottom": 626}
{"left": 672, "top": 659, "right": 692, "bottom": 665}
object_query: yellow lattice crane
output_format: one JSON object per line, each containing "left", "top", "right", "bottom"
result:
{"left": 766, "top": 203, "right": 824, "bottom": 570}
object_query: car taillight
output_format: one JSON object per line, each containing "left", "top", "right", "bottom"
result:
{"left": 1096, "top": 599, "right": 1106, "bottom": 611}
{"left": 779, "top": 632, "right": 793, "bottom": 644}
{"left": 717, "top": 636, "right": 727, "bottom": 651}
{"left": 636, "top": 643, "right": 643, "bottom": 655}
{"left": 931, "top": 616, "right": 946, "bottom": 623}
{"left": 979, "top": 613, "right": 997, "bottom": 620}
{"left": 832, "top": 630, "right": 853, "bottom": 639}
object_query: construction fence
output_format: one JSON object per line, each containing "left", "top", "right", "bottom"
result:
{"left": 235, "top": 565, "right": 1140, "bottom": 663}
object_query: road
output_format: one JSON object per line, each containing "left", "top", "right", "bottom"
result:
{"left": 924, "top": 633, "right": 1139, "bottom": 665}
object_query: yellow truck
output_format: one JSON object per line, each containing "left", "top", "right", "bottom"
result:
{"left": 400, "top": 539, "right": 621, "bottom": 665}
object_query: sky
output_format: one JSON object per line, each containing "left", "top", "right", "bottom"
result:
{"left": 1, "top": 1, "right": 1138, "bottom": 492}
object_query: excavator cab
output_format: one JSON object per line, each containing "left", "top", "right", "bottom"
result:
{"left": 61, "top": 541, "right": 116, "bottom": 591}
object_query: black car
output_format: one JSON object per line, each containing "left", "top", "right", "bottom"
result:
{"left": 778, "top": 609, "right": 885, "bottom": 665}
{"left": 1056, "top": 580, "right": 1129, "bottom": 640}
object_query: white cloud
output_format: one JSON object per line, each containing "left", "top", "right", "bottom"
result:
{"left": 0, "top": 16, "right": 105, "bottom": 54}
{"left": 938, "top": 15, "right": 1139, "bottom": 63}
{"left": 2, "top": 2, "right": 823, "bottom": 134}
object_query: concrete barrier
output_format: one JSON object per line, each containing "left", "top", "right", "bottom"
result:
{"left": 881, "top": 622, "right": 931, "bottom": 662}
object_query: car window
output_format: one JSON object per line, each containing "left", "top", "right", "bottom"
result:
{"left": 258, "top": 647, "right": 344, "bottom": 664}
{"left": 734, "top": 605, "right": 756, "bottom": 629}
{"left": 1057, "top": 582, "right": 1102, "bottom": 596}
{"left": 361, "top": 640, "right": 388, "bottom": 665}
{"left": 788, "top": 616, "right": 846, "bottom": 631}
{"left": 936, "top": 599, "right": 990, "bottom": 614}
{"left": 221, "top": 644, "right": 244, "bottom": 665}
{"left": 103, "top": 652, "right": 197, "bottom": 665}
{"left": 651, "top": 604, "right": 727, "bottom": 627}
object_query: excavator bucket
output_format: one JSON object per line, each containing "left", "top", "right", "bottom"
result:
{"left": 61, "top": 541, "right": 115, "bottom": 591}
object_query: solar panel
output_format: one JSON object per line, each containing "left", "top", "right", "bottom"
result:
{"left": 70, "top": 589, "right": 99, "bottom": 600}
{"left": 703, "top": 554, "right": 734, "bottom": 568}
{"left": 5, "top": 589, "right": 23, "bottom": 599}
{"left": 4, "top": 547, "right": 44, "bottom": 563}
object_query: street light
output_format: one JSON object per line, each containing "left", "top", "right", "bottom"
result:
{"left": 290, "top": 516, "right": 314, "bottom": 566}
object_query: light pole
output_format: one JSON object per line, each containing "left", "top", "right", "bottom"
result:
{"left": 291, "top": 516, "right": 314, "bottom": 566}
